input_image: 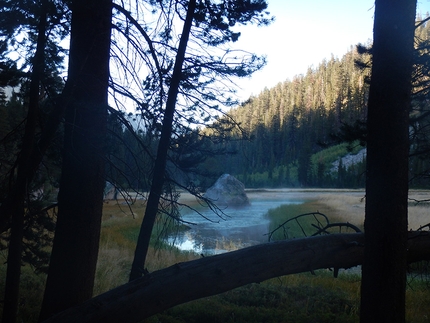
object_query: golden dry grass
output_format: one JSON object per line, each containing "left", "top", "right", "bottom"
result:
{"left": 180, "top": 188, "right": 430, "bottom": 232}
{"left": 312, "top": 191, "right": 366, "bottom": 229}
{"left": 95, "top": 199, "right": 199, "bottom": 295}
{"left": 307, "top": 190, "right": 430, "bottom": 231}
{"left": 408, "top": 191, "right": 430, "bottom": 230}
{"left": 1, "top": 190, "right": 427, "bottom": 322}
{"left": 96, "top": 192, "right": 430, "bottom": 322}
{"left": 94, "top": 242, "right": 133, "bottom": 295}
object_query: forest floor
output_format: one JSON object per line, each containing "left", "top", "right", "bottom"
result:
{"left": 2, "top": 188, "right": 429, "bottom": 322}
{"left": 148, "top": 188, "right": 430, "bottom": 323}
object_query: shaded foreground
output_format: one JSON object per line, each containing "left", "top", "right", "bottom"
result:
{"left": 152, "top": 278, "right": 361, "bottom": 323}
{"left": 42, "top": 232, "right": 430, "bottom": 323}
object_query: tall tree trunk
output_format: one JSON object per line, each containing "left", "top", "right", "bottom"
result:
{"left": 38, "top": 0, "right": 112, "bottom": 320}
{"left": 2, "top": 4, "right": 47, "bottom": 322}
{"left": 129, "top": 0, "right": 196, "bottom": 281}
{"left": 361, "top": 1, "right": 416, "bottom": 322}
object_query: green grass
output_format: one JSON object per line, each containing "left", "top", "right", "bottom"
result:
{"left": 239, "top": 141, "right": 365, "bottom": 188}
{"left": 0, "top": 256, "right": 47, "bottom": 323}
{"left": 264, "top": 199, "right": 354, "bottom": 240}
{"left": 265, "top": 203, "right": 323, "bottom": 240}
{"left": 311, "top": 142, "right": 363, "bottom": 173}
{"left": 95, "top": 201, "right": 200, "bottom": 294}
{"left": 1, "top": 198, "right": 430, "bottom": 322}
{"left": 144, "top": 271, "right": 361, "bottom": 323}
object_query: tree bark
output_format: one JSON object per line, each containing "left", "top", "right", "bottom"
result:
{"left": 41, "top": 232, "right": 430, "bottom": 323}
{"left": 38, "top": 0, "right": 112, "bottom": 320}
{"left": 129, "top": 0, "right": 196, "bottom": 281}
{"left": 2, "top": 4, "right": 47, "bottom": 322}
{"left": 361, "top": 1, "right": 417, "bottom": 322}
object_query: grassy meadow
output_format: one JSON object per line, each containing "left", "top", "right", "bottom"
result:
{"left": 0, "top": 190, "right": 430, "bottom": 322}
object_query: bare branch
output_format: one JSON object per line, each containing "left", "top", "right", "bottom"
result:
{"left": 41, "top": 232, "right": 430, "bottom": 323}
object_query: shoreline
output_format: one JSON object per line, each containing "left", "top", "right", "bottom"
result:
{"left": 178, "top": 188, "right": 430, "bottom": 231}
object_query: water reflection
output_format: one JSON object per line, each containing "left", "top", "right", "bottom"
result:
{"left": 168, "top": 195, "right": 303, "bottom": 255}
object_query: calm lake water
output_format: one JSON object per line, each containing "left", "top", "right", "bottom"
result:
{"left": 168, "top": 190, "right": 306, "bottom": 255}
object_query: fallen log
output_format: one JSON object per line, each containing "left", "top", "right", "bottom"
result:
{"left": 42, "top": 232, "right": 430, "bottom": 323}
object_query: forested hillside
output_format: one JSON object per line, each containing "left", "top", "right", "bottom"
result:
{"left": 198, "top": 45, "right": 371, "bottom": 188}
{"left": 1, "top": 2, "right": 430, "bottom": 322}
{"left": 193, "top": 15, "right": 430, "bottom": 189}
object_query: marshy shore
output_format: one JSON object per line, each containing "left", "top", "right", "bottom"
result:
{"left": 179, "top": 188, "right": 430, "bottom": 231}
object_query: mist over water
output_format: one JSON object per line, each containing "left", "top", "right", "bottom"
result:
{"left": 168, "top": 193, "right": 304, "bottom": 255}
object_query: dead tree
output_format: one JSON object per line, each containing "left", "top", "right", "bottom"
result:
{"left": 41, "top": 231, "right": 430, "bottom": 323}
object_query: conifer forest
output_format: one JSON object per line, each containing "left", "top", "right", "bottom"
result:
{"left": 1, "top": 1, "right": 430, "bottom": 322}
{"left": 4, "top": 13, "right": 430, "bottom": 195}
{"left": 94, "top": 16, "right": 430, "bottom": 191}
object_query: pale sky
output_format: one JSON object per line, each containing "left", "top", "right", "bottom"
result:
{"left": 231, "top": 0, "right": 430, "bottom": 102}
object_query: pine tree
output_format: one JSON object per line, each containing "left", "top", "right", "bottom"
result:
{"left": 39, "top": 0, "right": 112, "bottom": 318}
{"left": 360, "top": 0, "right": 416, "bottom": 321}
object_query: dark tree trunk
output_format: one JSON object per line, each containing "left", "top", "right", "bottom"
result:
{"left": 41, "top": 232, "right": 430, "bottom": 323}
{"left": 2, "top": 4, "right": 47, "bottom": 322}
{"left": 361, "top": 1, "right": 417, "bottom": 322}
{"left": 38, "top": 0, "right": 112, "bottom": 320}
{"left": 129, "top": 0, "right": 196, "bottom": 281}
